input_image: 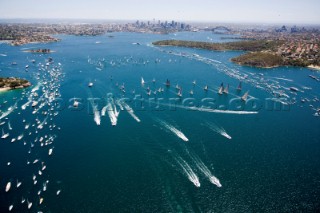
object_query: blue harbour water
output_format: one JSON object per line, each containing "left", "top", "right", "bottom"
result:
{"left": 0, "top": 31, "right": 320, "bottom": 212}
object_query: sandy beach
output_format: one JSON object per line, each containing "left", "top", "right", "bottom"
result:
{"left": 308, "top": 65, "right": 320, "bottom": 71}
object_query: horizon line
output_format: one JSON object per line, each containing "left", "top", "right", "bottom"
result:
{"left": 0, "top": 18, "right": 319, "bottom": 26}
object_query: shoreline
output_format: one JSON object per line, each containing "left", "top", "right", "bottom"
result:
{"left": 308, "top": 65, "right": 320, "bottom": 71}
{"left": 0, "top": 78, "right": 31, "bottom": 92}
{"left": 0, "top": 87, "right": 11, "bottom": 92}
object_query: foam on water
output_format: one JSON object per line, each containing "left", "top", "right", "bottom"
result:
{"left": 157, "top": 118, "right": 189, "bottom": 142}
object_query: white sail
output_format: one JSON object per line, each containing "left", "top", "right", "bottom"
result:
{"left": 241, "top": 91, "right": 249, "bottom": 101}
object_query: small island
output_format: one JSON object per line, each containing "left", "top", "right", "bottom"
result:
{"left": 0, "top": 77, "right": 31, "bottom": 92}
{"left": 24, "top": 49, "right": 52, "bottom": 53}
{"left": 153, "top": 40, "right": 320, "bottom": 68}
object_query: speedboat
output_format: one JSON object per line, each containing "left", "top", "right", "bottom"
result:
{"left": 5, "top": 182, "right": 11, "bottom": 192}
{"left": 1, "top": 129, "right": 9, "bottom": 139}
{"left": 73, "top": 99, "right": 79, "bottom": 108}
{"left": 31, "top": 101, "right": 38, "bottom": 107}
{"left": 290, "top": 87, "right": 299, "bottom": 92}
{"left": 48, "top": 148, "right": 53, "bottom": 156}
{"left": 210, "top": 176, "right": 222, "bottom": 187}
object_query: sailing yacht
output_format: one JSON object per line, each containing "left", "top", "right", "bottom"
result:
{"left": 27, "top": 200, "right": 32, "bottom": 209}
{"left": 237, "top": 82, "right": 242, "bottom": 91}
{"left": 165, "top": 79, "right": 170, "bottom": 87}
{"left": 177, "top": 88, "right": 182, "bottom": 97}
{"left": 16, "top": 180, "right": 22, "bottom": 188}
{"left": 1, "top": 128, "right": 9, "bottom": 139}
{"left": 190, "top": 90, "right": 194, "bottom": 95}
{"left": 223, "top": 84, "right": 229, "bottom": 94}
{"left": 175, "top": 84, "right": 180, "bottom": 90}
{"left": 218, "top": 83, "right": 224, "bottom": 95}
{"left": 88, "top": 82, "right": 93, "bottom": 87}
{"left": 204, "top": 85, "right": 208, "bottom": 91}
{"left": 192, "top": 80, "right": 196, "bottom": 85}
{"left": 241, "top": 91, "right": 249, "bottom": 101}
{"left": 141, "top": 77, "right": 145, "bottom": 85}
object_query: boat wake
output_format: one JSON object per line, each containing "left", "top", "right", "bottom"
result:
{"left": 118, "top": 101, "right": 141, "bottom": 122}
{"left": 0, "top": 102, "right": 17, "bottom": 120}
{"left": 205, "top": 122, "right": 232, "bottom": 139}
{"left": 21, "top": 82, "right": 42, "bottom": 110}
{"left": 157, "top": 118, "right": 188, "bottom": 141}
{"left": 94, "top": 110, "right": 101, "bottom": 125}
{"left": 189, "top": 153, "right": 222, "bottom": 187}
{"left": 21, "top": 100, "right": 31, "bottom": 110}
{"left": 273, "top": 77, "right": 293, "bottom": 82}
{"left": 101, "top": 105, "right": 108, "bottom": 116}
{"left": 150, "top": 100, "right": 258, "bottom": 115}
{"left": 174, "top": 156, "right": 200, "bottom": 187}
{"left": 88, "top": 96, "right": 101, "bottom": 126}
{"left": 106, "top": 97, "right": 119, "bottom": 126}
{"left": 31, "top": 82, "right": 42, "bottom": 93}
{"left": 37, "top": 116, "right": 48, "bottom": 129}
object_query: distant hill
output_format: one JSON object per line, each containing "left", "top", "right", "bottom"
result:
{"left": 153, "top": 39, "right": 319, "bottom": 68}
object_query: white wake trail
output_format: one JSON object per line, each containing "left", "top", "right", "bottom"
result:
{"left": 88, "top": 97, "right": 101, "bottom": 126}
{"left": 149, "top": 100, "right": 258, "bottom": 115}
{"left": 190, "top": 153, "right": 222, "bottom": 187}
{"left": 157, "top": 119, "right": 188, "bottom": 142}
{"left": 31, "top": 82, "right": 42, "bottom": 93}
{"left": 101, "top": 105, "right": 108, "bottom": 116}
{"left": 94, "top": 110, "right": 101, "bottom": 125}
{"left": 120, "top": 102, "right": 141, "bottom": 122}
{"left": 0, "top": 102, "right": 17, "bottom": 120}
{"left": 206, "top": 122, "right": 232, "bottom": 140}
{"left": 106, "top": 99, "right": 119, "bottom": 126}
{"left": 21, "top": 100, "right": 31, "bottom": 110}
{"left": 273, "top": 77, "right": 293, "bottom": 82}
{"left": 175, "top": 156, "right": 200, "bottom": 187}
{"left": 37, "top": 116, "right": 48, "bottom": 129}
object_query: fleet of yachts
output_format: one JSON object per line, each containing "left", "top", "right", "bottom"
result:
{"left": 1, "top": 58, "right": 63, "bottom": 212}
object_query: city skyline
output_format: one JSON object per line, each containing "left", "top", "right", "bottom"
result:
{"left": 0, "top": 0, "right": 320, "bottom": 24}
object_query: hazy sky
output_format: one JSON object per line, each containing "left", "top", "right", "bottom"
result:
{"left": 0, "top": 0, "right": 319, "bottom": 24}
